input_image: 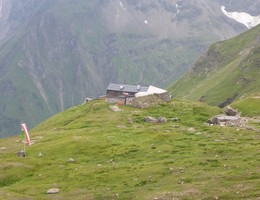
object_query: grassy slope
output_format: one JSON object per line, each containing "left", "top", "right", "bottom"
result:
{"left": 168, "top": 25, "right": 260, "bottom": 106}
{"left": 230, "top": 96, "right": 260, "bottom": 117}
{"left": 0, "top": 99, "right": 259, "bottom": 199}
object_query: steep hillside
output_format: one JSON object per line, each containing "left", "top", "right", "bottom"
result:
{"left": 0, "top": 0, "right": 260, "bottom": 137}
{"left": 0, "top": 99, "right": 259, "bottom": 199}
{"left": 168, "top": 24, "right": 260, "bottom": 107}
{"left": 230, "top": 96, "right": 260, "bottom": 117}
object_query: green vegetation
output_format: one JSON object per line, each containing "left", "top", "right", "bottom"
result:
{"left": 0, "top": 99, "right": 259, "bottom": 199}
{"left": 231, "top": 95, "right": 260, "bottom": 117}
{"left": 168, "top": 25, "right": 260, "bottom": 107}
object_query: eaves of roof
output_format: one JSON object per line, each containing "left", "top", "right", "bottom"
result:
{"left": 107, "top": 83, "right": 149, "bottom": 93}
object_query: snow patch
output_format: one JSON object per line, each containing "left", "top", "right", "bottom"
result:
{"left": 144, "top": 20, "right": 148, "bottom": 24}
{"left": 119, "top": 1, "right": 127, "bottom": 11}
{"left": 221, "top": 6, "right": 260, "bottom": 29}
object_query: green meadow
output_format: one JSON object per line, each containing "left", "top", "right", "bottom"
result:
{"left": 0, "top": 99, "right": 259, "bottom": 199}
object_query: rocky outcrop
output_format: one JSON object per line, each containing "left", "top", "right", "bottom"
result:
{"left": 208, "top": 106, "right": 244, "bottom": 127}
{"left": 208, "top": 115, "right": 244, "bottom": 126}
{"left": 207, "top": 113, "right": 249, "bottom": 128}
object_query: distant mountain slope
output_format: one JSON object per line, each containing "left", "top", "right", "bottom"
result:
{"left": 168, "top": 24, "right": 260, "bottom": 107}
{"left": 0, "top": 0, "right": 260, "bottom": 137}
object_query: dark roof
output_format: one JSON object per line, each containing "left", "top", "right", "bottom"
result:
{"left": 107, "top": 83, "right": 149, "bottom": 93}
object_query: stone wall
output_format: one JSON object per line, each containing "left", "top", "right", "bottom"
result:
{"left": 155, "top": 92, "right": 171, "bottom": 102}
{"left": 107, "top": 92, "right": 171, "bottom": 107}
{"left": 130, "top": 93, "right": 170, "bottom": 108}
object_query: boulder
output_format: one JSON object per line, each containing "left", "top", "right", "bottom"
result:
{"left": 47, "top": 188, "right": 60, "bottom": 194}
{"left": 67, "top": 158, "right": 75, "bottom": 163}
{"left": 172, "top": 117, "right": 179, "bottom": 121}
{"left": 17, "top": 151, "right": 25, "bottom": 157}
{"left": 208, "top": 116, "right": 221, "bottom": 124}
{"left": 157, "top": 116, "right": 167, "bottom": 123}
{"left": 224, "top": 106, "right": 238, "bottom": 116}
{"left": 144, "top": 116, "right": 158, "bottom": 123}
